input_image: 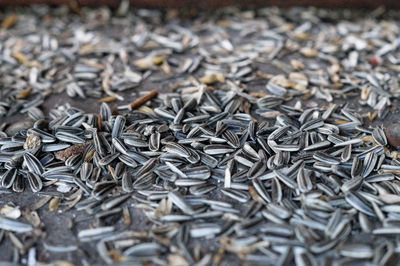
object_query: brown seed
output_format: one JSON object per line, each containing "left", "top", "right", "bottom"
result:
{"left": 16, "top": 88, "right": 31, "bottom": 99}
{"left": 1, "top": 14, "right": 18, "bottom": 29}
{"left": 98, "top": 96, "right": 117, "bottom": 103}
{"left": 84, "top": 148, "right": 95, "bottom": 162}
{"left": 386, "top": 123, "right": 400, "bottom": 149}
{"left": 12, "top": 51, "right": 28, "bottom": 64}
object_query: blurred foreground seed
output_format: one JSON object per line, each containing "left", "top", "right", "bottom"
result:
{"left": 386, "top": 123, "right": 400, "bottom": 149}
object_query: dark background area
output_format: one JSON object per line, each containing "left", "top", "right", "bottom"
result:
{"left": 0, "top": 0, "right": 399, "bottom": 9}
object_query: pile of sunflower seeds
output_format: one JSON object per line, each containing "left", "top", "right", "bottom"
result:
{"left": 2, "top": 4, "right": 400, "bottom": 266}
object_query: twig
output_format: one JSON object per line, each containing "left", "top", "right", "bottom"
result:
{"left": 130, "top": 90, "right": 158, "bottom": 109}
